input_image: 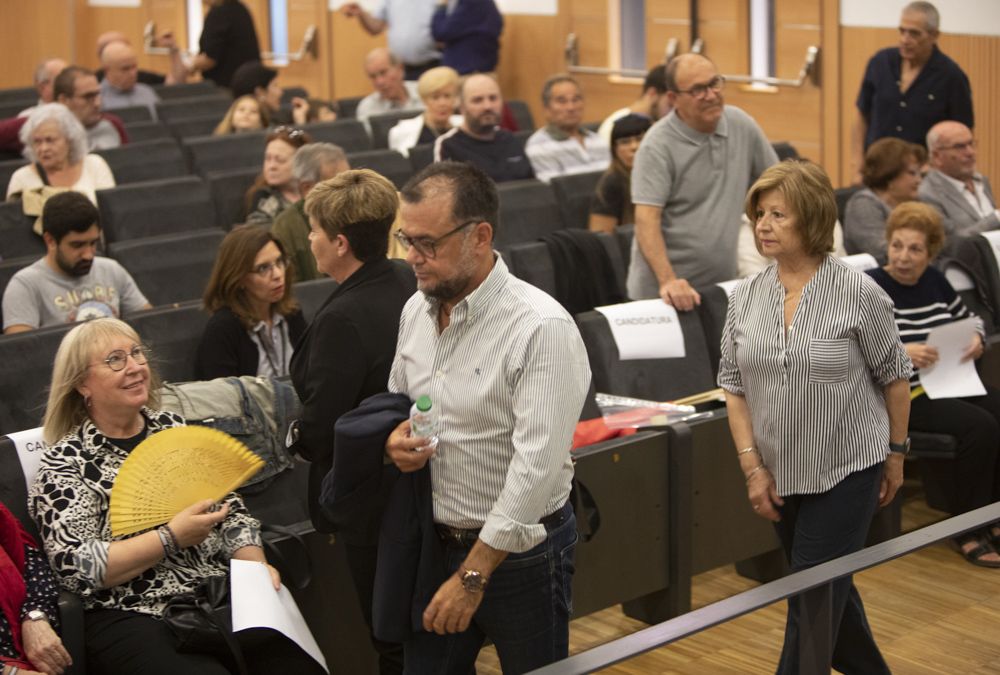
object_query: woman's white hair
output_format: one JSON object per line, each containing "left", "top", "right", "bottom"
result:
{"left": 19, "top": 103, "right": 89, "bottom": 166}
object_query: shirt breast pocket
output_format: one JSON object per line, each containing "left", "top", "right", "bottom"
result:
{"left": 808, "top": 338, "right": 850, "bottom": 384}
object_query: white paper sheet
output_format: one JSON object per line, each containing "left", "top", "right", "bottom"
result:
{"left": 918, "top": 317, "right": 986, "bottom": 399}
{"left": 594, "top": 300, "right": 685, "bottom": 360}
{"left": 230, "top": 560, "right": 329, "bottom": 673}
{"left": 840, "top": 253, "right": 879, "bottom": 273}
{"left": 7, "top": 427, "right": 48, "bottom": 492}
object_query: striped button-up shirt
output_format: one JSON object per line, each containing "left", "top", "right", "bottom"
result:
{"left": 718, "top": 256, "right": 912, "bottom": 496}
{"left": 389, "top": 256, "right": 591, "bottom": 552}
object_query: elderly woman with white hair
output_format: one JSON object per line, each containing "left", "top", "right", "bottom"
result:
{"left": 6, "top": 103, "right": 115, "bottom": 205}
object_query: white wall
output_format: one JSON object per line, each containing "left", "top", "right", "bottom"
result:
{"left": 841, "top": 0, "right": 1000, "bottom": 36}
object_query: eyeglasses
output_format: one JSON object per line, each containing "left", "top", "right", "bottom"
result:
{"left": 939, "top": 139, "right": 976, "bottom": 152}
{"left": 673, "top": 76, "right": 726, "bottom": 100}
{"left": 393, "top": 220, "right": 478, "bottom": 259}
{"left": 100, "top": 345, "right": 149, "bottom": 372}
{"left": 251, "top": 256, "right": 288, "bottom": 277}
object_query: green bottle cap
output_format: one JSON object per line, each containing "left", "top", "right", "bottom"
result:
{"left": 416, "top": 395, "right": 433, "bottom": 412}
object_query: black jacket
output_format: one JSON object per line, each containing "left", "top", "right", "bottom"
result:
{"left": 288, "top": 258, "right": 416, "bottom": 534}
{"left": 195, "top": 306, "right": 306, "bottom": 381}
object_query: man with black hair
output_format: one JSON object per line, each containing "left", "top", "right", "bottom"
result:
{"left": 2, "top": 192, "right": 150, "bottom": 334}
{"left": 54, "top": 66, "right": 128, "bottom": 150}
{"left": 385, "top": 161, "right": 589, "bottom": 673}
{"left": 597, "top": 63, "right": 672, "bottom": 144}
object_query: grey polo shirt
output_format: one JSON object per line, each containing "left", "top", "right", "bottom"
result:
{"left": 99, "top": 80, "right": 160, "bottom": 120}
{"left": 628, "top": 106, "right": 777, "bottom": 297}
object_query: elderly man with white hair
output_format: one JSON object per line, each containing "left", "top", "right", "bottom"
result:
{"left": 18, "top": 58, "right": 68, "bottom": 117}
{"left": 99, "top": 41, "right": 161, "bottom": 119}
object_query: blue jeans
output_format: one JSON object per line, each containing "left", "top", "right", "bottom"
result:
{"left": 404, "top": 503, "right": 577, "bottom": 675}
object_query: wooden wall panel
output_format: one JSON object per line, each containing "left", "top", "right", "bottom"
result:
{"left": 839, "top": 28, "right": 1000, "bottom": 187}
{"left": 0, "top": 0, "right": 73, "bottom": 90}
{"left": 496, "top": 14, "right": 567, "bottom": 126}
{"left": 328, "top": 11, "right": 385, "bottom": 100}
{"left": 279, "top": 0, "right": 329, "bottom": 99}
{"left": 646, "top": 0, "right": 690, "bottom": 66}
{"left": 697, "top": 0, "right": 748, "bottom": 75}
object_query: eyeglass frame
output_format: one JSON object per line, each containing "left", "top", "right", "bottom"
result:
{"left": 250, "top": 255, "right": 288, "bottom": 277}
{"left": 937, "top": 139, "right": 976, "bottom": 153}
{"left": 393, "top": 220, "right": 479, "bottom": 259}
{"left": 96, "top": 344, "right": 150, "bottom": 372}
{"left": 672, "top": 75, "right": 726, "bottom": 100}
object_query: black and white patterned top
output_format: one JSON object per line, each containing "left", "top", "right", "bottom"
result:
{"left": 0, "top": 545, "right": 60, "bottom": 665}
{"left": 718, "top": 256, "right": 913, "bottom": 496}
{"left": 27, "top": 409, "right": 262, "bottom": 617}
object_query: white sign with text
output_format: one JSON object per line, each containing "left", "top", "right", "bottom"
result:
{"left": 595, "top": 300, "right": 685, "bottom": 360}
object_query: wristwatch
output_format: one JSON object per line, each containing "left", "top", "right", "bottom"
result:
{"left": 888, "top": 438, "right": 911, "bottom": 456}
{"left": 26, "top": 609, "right": 48, "bottom": 623}
{"left": 460, "top": 568, "right": 488, "bottom": 593}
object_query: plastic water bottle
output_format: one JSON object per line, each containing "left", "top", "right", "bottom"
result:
{"left": 409, "top": 395, "right": 439, "bottom": 452}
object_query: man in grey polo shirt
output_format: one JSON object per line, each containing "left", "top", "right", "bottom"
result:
{"left": 630, "top": 54, "right": 777, "bottom": 309}
{"left": 98, "top": 41, "right": 161, "bottom": 119}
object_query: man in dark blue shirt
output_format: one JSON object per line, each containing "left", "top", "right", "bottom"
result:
{"left": 851, "top": 1, "right": 972, "bottom": 184}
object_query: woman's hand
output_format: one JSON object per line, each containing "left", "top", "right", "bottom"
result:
{"left": 21, "top": 617, "right": 72, "bottom": 675}
{"left": 879, "top": 453, "right": 905, "bottom": 507}
{"left": 167, "top": 499, "right": 229, "bottom": 549}
{"left": 746, "top": 467, "right": 784, "bottom": 522}
{"left": 962, "top": 334, "right": 985, "bottom": 362}
{"left": 290, "top": 97, "right": 310, "bottom": 126}
{"left": 905, "top": 342, "right": 939, "bottom": 369}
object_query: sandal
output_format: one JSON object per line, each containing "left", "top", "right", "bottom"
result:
{"left": 952, "top": 537, "right": 1000, "bottom": 569}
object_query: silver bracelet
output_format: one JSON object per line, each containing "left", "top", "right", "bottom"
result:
{"left": 737, "top": 446, "right": 757, "bottom": 456}
{"left": 745, "top": 464, "right": 767, "bottom": 483}
{"left": 157, "top": 526, "right": 178, "bottom": 555}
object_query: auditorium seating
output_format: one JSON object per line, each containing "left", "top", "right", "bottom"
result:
{"left": 550, "top": 170, "right": 603, "bottom": 229}
{"left": 495, "top": 180, "right": 566, "bottom": 248}
{"left": 696, "top": 284, "right": 731, "bottom": 380}
{"left": 408, "top": 143, "right": 434, "bottom": 173}
{"left": 127, "top": 301, "right": 209, "bottom": 383}
{"left": 301, "top": 120, "right": 372, "bottom": 153}
{"left": 97, "top": 175, "right": 217, "bottom": 242}
{"left": 501, "top": 241, "right": 557, "bottom": 298}
{"left": 337, "top": 96, "right": 363, "bottom": 119}
{"left": 152, "top": 80, "right": 224, "bottom": 99}
{"left": 0, "top": 158, "right": 28, "bottom": 194}
{"left": 0, "top": 202, "right": 44, "bottom": 259}
{"left": 0, "top": 101, "right": 30, "bottom": 119}
{"left": 295, "top": 277, "right": 339, "bottom": 321}
{"left": 122, "top": 120, "right": 172, "bottom": 142}
{"left": 0, "top": 323, "right": 73, "bottom": 435}
{"left": 347, "top": 149, "right": 412, "bottom": 188}
{"left": 0, "top": 86, "right": 36, "bottom": 103}
{"left": 207, "top": 167, "right": 258, "bottom": 229}
{"left": 109, "top": 228, "right": 225, "bottom": 306}
{"left": 95, "top": 139, "right": 188, "bottom": 184}
{"left": 155, "top": 95, "right": 232, "bottom": 123}
{"left": 0, "top": 255, "right": 38, "bottom": 317}
{"left": 367, "top": 110, "right": 422, "bottom": 149}
{"left": 183, "top": 131, "right": 268, "bottom": 175}
{"left": 166, "top": 114, "right": 223, "bottom": 139}
{"left": 109, "top": 104, "right": 152, "bottom": 124}
{"left": 834, "top": 186, "right": 861, "bottom": 226}
{"left": 507, "top": 99, "right": 535, "bottom": 131}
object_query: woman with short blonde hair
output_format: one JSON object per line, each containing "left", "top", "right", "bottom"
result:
{"left": 388, "top": 66, "right": 462, "bottom": 157}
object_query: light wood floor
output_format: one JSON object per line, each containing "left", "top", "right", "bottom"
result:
{"left": 475, "top": 489, "right": 1000, "bottom": 674}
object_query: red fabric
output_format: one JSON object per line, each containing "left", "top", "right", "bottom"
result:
{"left": 0, "top": 502, "right": 36, "bottom": 667}
{"left": 102, "top": 112, "right": 129, "bottom": 145}
{"left": 500, "top": 102, "right": 518, "bottom": 132}
{"left": 0, "top": 115, "right": 28, "bottom": 155}
{"left": 572, "top": 417, "right": 637, "bottom": 450}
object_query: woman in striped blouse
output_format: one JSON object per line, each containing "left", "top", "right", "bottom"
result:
{"left": 719, "top": 161, "right": 912, "bottom": 674}
{"left": 867, "top": 201, "right": 1000, "bottom": 567}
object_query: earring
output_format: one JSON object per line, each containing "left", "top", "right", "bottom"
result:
{"left": 84, "top": 395, "right": 92, "bottom": 409}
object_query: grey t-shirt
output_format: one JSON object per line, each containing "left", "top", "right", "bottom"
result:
{"left": 2, "top": 257, "right": 149, "bottom": 330}
{"left": 628, "top": 105, "right": 778, "bottom": 298}
{"left": 100, "top": 79, "right": 161, "bottom": 120}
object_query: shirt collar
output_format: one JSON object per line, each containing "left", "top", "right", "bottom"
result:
{"left": 251, "top": 313, "right": 285, "bottom": 334}
{"left": 669, "top": 107, "right": 728, "bottom": 144}
{"left": 937, "top": 169, "right": 984, "bottom": 194}
{"left": 80, "top": 407, "right": 158, "bottom": 457}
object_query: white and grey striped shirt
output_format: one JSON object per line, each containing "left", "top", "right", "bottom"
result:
{"left": 718, "top": 256, "right": 912, "bottom": 496}
{"left": 389, "top": 256, "right": 591, "bottom": 553}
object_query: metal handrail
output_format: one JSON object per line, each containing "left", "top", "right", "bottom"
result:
{"left": 564, "top": 33, "right": 676, "bottom": 78}
{"left": 722, "top": 44, "right": 820, "bottom": 88}
{"left": 528, "top": 501, "right": 1000, "bottom": 674}
{"left": 142, "top": 21, "right": 317, "bottom": 63}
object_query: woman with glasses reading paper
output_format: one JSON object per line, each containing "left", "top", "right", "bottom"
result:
{"left": 196, "top": 225, "right": 306, "bottom": 380}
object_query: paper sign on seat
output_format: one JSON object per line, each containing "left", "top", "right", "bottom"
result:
{"left": 595, "top": 300, "right": 685, "bottom": 360}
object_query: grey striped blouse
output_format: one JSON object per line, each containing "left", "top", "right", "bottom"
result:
{"left": 388, "top": 256, "right": 591, "bottom": 553}
{"left": 718, "top": 256, "right": 912, "bottom": 496}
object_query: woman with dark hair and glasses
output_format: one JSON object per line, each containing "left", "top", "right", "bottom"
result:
{"left": 196, "top": 225, "right": 305, "bottom": 380}
{"left": 244, "top": 127, "right": 312, "bottom": 226}
{"left": 30, "top": 318, "right": 322, "bottom": 675}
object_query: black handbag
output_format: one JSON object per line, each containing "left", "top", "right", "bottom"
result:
{"left": 162, "top": 574, "right": 249, "bottom": 675}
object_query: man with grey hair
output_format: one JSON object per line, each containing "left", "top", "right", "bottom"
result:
{"left": 851, "top": 1, "right": 972, "bottom": 183}
{"left": 272, "top": 143, "right": 350, "bottom": 282}
{"left": 355, "top": 47, "right": 423, "bottom": 129}
{"left": 525, "top": 74, "right": 609, "bottom": 183}
{"left": 919, "top": 120, "right": 998, "bottom": 249}
{"left": 18, "top": 58, "right": 68, "bottom": 117}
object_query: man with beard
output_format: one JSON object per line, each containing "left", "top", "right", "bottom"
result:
{"left": 629, "top": 53, "right": 777, "bottom": 308}
{"left": 3, "top": 192, "right": 150, "bottom": 334}
{"left": 384, "top": 161, "right": 589, "bottom": 672}
{"left": 434, "top": 74, "right": 534, "bottom": 183}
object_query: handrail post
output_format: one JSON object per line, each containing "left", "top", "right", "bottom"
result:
{"left": 797, "top": 583, "right": 832, "bottom": 675}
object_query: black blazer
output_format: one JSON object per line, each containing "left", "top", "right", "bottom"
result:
{"left": 288, "top": 258, "right": 416, "bottom": 534}
{"left": 194, "top": 305, "right": 306, "bottom": 381}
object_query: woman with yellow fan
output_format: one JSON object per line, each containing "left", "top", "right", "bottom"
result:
{"left": 27, "top": 318, "right": 322, "bottom": 675}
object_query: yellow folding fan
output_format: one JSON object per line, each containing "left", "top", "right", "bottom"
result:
{"left": 109, "top": 426, "right": 264, "bottom": 536}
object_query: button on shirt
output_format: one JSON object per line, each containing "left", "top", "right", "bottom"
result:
{"left": 718, "top": 256, "right": 912, "bottom": 496}
{"left": 388, "top": 256, "right": 591, "bottom": 553}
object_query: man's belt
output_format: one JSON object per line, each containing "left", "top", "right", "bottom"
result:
{"left": 434, "top": 502, "right": 571, "bottom": 548}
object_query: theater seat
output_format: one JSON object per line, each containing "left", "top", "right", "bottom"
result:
{"left": 0, "top": 323, "right": 73, "bottom": 436}
{"left": 551, "top": 170, "right": 603, "bottom": 230}
{"left": 167, "top": 115, "right": 223, "bottom": 140}
{"left": 127, "top": 301, "right": 210, "bottom": 383}
{"left": 0, "top": 100, "right": 32, "bottom": 120}
{"left": 506, "top": 99, "right": 535, "bottom": 132}
{"left": 109, "top": 104, "right": 152, "bottom": 124}
{"left": 409, "top": 144, "right": 434, "bottom": 173}
{"left": 502, "top": 242, "right": 557, "bottom": 299}
{"left": 347, "top": 149, "right": 413, "bottom": 189}
{"left": 0, "top": 202, "right": 44, "bottom": 260}
{"left": 95, "top": 139, "right": 188, "bottom": 185}
{"left": 97, "top": 176, "right": 218, "bottom": 242}
{"left": 697, "top": 284, "right": 731, "bottom": 380}
{"left": 184, "top": 132, "right": 267, "bottom": 176}
{"left": 295, "top": 277, "right": 339, "bottom": 322}
{"left": 108, "top": 228, "right": 225, "bottom": 306}
{"left": 496, "top": 180, "right": 565, "bottom": 248}
{"left": 337, "top": 96, "right": 363, "bottom": 119}
{"left": 155, "top": 95, "right": 232, "bottom": 123}
{"left": 302, "top": 120, "right": 372, "bottom": 153}
{"left": 207, "top": 167, "right": 259, "bottom": 229}
{"left": 123, "top": 120, "right": 171, "bottom": 143}
{"left": 0, "top": 158, "right": 29, "bottom": 196}
{"left": 0, "top": 86, "right": 36, "bottom": 103}
{"left": 575, "top": 308, "right": 716, "bottom": 401}
{"left": 153, "top": 80, "right": 224, "bottom": 99}
{"left": 0, "top": 255, "right": 38, "bottom": 316}
{"left": 368, "top": 110, "right": 422, "bottom": 150}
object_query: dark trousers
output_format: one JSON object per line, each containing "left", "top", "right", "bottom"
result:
{"left": 909, "top": 387, "right": 1000, "bottom": 516}
{"left": 343, "top": 542, "right": 406, "bottom": 675}
{"left": 773, "top": 464, "right": 891, "bottom": 675}
{"left": 404, "top": 60, "right": 442, "bottom": 81}
{"left": 85, "top": 608, "right": 325, "bottom": 675}
{"left": 404, "top": 503, "right": 577, "bottom": 675}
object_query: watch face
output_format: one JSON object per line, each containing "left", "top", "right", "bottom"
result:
{"left": 27, "top": 609, "right": 47, "bottom": 622}
{"left": 461, "top": 570, "right": 487, "bottom": 592}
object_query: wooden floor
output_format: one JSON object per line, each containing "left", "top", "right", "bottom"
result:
{"left": 475, "top": 488, "right": 1000, "bottom": 674}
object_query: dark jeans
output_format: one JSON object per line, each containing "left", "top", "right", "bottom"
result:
{"left": 909, "top": 387, "right": 1000, "bottom": 516}
{"left": 773, "top": 464, "right": 891, "bottom": 675}
{"left": 85, "top": 608, "right": 326, "bottom": 675}
{"left": 404, "top": 503, "right": 577, "bottom": 675}
{"left": 404, "top": 60, "right": 442, "bottom": 81}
